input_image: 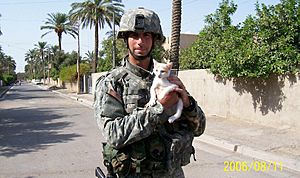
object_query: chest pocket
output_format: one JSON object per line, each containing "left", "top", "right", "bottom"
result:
{"left": 122, "top": 77, "right": 152, "bottom": 114}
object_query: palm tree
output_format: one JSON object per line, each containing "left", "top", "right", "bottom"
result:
{"left": 69, "top": 0, "right": 124, "bottom": 73}
{"left": 68, "top": 18, "right": 82, "bottom": 94}
{"left": 25, "top": 49, "right": 38, "bottom": 79}
{"left": 0, "top": 13, "right": 3, "bottom": 36}
{"left": 3, "top": 56, "right": 16, "bottom": 75}
{"left": 40, "top": 13, "right": 78, "bottom": 51}
{"left": 170, "top": 0, "right": 182, "bottom": 75}
{"left": 83, "top": 50, "right": 94, "bottom": 64}
{"left": 25, "top": 49, "right": 40, "bottom": 79}
{"left": 0, "top": 47, "right": 4, "bottom": 74}
{"left": 35, "top": 42, "right": 49, "bottom": 84}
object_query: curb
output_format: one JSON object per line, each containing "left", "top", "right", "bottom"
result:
{"left": 51, "top": 90, "right": 94, "bottom": 108}
{"left": 195, "top": 135, "right": 300, "bottom": 172}
{"left": 36, "top": 85, "right": 93, "bottom": 108}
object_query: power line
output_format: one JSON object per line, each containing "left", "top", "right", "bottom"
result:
{"left": 0, "top": 0, "right": 73, "bottom": 5}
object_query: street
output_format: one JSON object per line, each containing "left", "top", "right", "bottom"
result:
{"left": 0, "top": 83, "right": 299, "bottom": 178}
{"left": 0, "top": 83, "right": 103, "bottom": 178}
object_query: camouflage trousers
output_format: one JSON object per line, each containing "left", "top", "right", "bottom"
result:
{"left": 123, "top": 167, "right": 185, "bottom": 178}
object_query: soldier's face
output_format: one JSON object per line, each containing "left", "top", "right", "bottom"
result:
{"left": 128, "top": 32, "right": 153, "bottom": 58}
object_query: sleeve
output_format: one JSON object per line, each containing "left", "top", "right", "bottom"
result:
{"left": 182, "top": 95, "right": 206, "bottom": 136}
{"left": 94, "top": 76, "right": 170, "bottom": 149}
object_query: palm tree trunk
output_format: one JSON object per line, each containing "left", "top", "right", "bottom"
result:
{"left": 170, "top": 0, "right": 182, "bottom": 76}
{"left": 93, "top": 22, "right": 99, "bottom": 73}
{"left": 58, "top": 33, "right": 62, "bottom": 51}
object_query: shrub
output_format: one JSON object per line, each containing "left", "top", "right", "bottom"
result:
{"left": 59, "top": 63, "right": 91, "bottom": 82}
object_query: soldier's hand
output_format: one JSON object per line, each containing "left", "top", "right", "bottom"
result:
{"left": 157, "top": 90, "right": 179, "bottom": 108}
{"left": 168, "top": 76, "right": 191, "bottom": 108}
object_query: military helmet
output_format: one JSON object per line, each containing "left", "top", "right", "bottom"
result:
{"left": 117, "top": 7, "right": 165, "bottom": 43}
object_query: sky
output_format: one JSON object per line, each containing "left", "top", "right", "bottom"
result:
{"left": 0, "top": 0, "right": 281, "bottom": 73}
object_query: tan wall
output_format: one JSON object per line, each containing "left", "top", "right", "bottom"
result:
{"left": 92, "top": 70, "right": 300, "bottom": 129}
{"left": 63, "top": 82, "right": 78, "bottom": 92}
{"left": 179, "top": 70, "right": 300, "bottom": 129}
{"left": 91, "top": 72, "right": 107, "bottom": 94}
{"left": 45, "top": 78, "right": 76, "bottom": 92}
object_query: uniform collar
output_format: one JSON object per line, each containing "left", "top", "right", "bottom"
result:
{"left": 123, "top": 55, "right": 154, "bottom": 78}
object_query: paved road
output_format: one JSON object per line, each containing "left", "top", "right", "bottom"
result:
{"left": 0, "top": 83, "right": 104, "bottom": 178}
{"left": 0, "top": 83, "right": 299, "bottom": 178}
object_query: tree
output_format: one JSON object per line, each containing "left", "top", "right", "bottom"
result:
{"left": 35, "top": 42, "right": 48, "bottom": 83}
{"left": 98, "top": 37, "right": 125, "bottom": 72}
{"left": 68, "top": 17, "right": 82, "bottom": 94}
{"left": 170, "top": 0, "right": 182, "bottom": 75}
{"left": 0, "top": 52, "right": 16, "bottom": 75}
{"left": 180, "top": 0, "right": 300, "bottom": 78}
{"left": 0, "top": 13, "right": 2, "bottom": 36}
{"left": 0, "top": 47, "right": 4, "bottom": 75}
{"left": 69, "top": 0, "right": 124, "bottom": 73}
{"left": 25, "top": 49, "right": 39, "bottom": 79}
{"left": 0, "top": 47, "right": 16, "bottom": 85}
{"left": 83, "top": 50, "right": 94, "bottom": 64}
{"left": 59, "top": 63, "right": 90, "bottom": 82}
{"left": 41, "top": 13, "right": 78, "bottom": 51}
{"left": 47, "top": 45, "right": 61, "bottom": 80}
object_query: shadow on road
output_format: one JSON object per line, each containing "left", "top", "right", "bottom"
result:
{"left": 1, "top": 85, "right": 54, "bottom": 101}
{"left": 0, "top": 107, "right": 82, "bottom": 157}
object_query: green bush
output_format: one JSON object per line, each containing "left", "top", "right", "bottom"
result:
{"left": 59, "top": 63, "right": 91, "bottom": 82}
{"left": 2, "top": 73, "right": 16, "bottom": 85}
{"left": 180, "top": 0, "right": 300, "bottom": 78}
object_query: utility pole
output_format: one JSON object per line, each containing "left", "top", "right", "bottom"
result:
{"left": 76, "top": 23, "right": 81, "bottom": 94}
{"left": 42, "top": 50, "right": 45, "bottom": 84}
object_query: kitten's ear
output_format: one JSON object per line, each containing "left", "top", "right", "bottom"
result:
{"left": 153, "top": 59, "right": 158, "bottom": 66}
{"left": 162, "top": 58, "right": 168, "bottom": 63}
{"left": 167, "top": 62, "right": 173, "bottom": 69}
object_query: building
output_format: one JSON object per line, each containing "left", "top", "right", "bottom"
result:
{"left": 162, "top": 33, "right": 198, "bottom": 51}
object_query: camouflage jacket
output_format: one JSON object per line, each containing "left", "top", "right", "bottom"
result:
{"left": 94, "top": 57, "right": 206, "bottom": 176}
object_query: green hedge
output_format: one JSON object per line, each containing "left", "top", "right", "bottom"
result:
{"left": 1, "top": 73, "right": 16, "bottom": 85}
{"left": 59, "top": 63, "right": 91, "bottom": 82}
{"left": 179, "top": 0, "right": 300, "bottom": 78}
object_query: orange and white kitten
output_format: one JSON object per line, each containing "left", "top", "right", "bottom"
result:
{"left": 148, "top": 60, "right": 183, "bottom": 123}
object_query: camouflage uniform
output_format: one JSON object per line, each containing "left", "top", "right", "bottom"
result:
{"left": 94, "top": 7, "right": 206, "bottom": 178}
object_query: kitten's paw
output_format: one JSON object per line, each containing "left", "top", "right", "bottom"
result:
{"left": 168, "top": 116, "right": 178, "bottom": 123}
{"left": 147, "top": 99, "right": 156, "bottom": 107}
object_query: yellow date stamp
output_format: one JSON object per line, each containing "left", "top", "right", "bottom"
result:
{"left": 223, "top": 160, "right": 283, "bottom": 172}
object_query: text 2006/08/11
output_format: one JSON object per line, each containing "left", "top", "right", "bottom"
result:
{"left": 224, "top": 160, "right": 283, "bottom": 172}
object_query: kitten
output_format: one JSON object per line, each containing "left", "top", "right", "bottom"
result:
{"left": 148, "top": 60, "right": 183, "bottom": 123}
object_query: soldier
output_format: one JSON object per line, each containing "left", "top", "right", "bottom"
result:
{"left": 94, "top": 7, "right": 206, "bottom": 178}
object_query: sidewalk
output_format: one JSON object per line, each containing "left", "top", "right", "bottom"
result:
{"left": 197, "top": 116, "right": 300, "bottom": 172}
{"left": 37, "top": 84, "right": 300, "bottom": 173}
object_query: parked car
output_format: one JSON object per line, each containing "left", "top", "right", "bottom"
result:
{"left": 32, "top": 79, "right": 43, "bottom": 85}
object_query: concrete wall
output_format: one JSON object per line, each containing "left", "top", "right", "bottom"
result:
{"left": 179, "top": 70, "right": 300, "bottom": 129}
{"left": 63, "top": 82, "right": 78, "bottom": 92}
{"left": 91, "top": 72, "right": 107, "bottom": 94}
{"left": 92, "top": 70, "right": 300, "bottom": 129}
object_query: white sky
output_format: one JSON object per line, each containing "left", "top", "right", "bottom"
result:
{"left": 0, "top": 0, "right": 281, "bottom": 73}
